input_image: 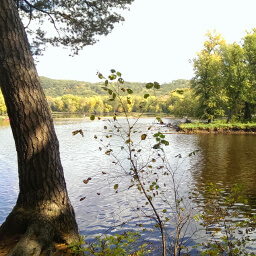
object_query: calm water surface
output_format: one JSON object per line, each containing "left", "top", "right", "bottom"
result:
{"left": 1, "top": 118, "right": 256, "bottom": 253}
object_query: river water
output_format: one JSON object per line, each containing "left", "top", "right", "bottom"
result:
{"left": 0, "top": 117, "right": 256, "bottom": 254}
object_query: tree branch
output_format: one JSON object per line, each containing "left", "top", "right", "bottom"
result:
{"left": 23, "top": 0, "right": 60, "bottom": 37}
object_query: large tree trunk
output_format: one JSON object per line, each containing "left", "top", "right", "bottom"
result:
{"left": 0, "top": 0, "right": 79, "bottom": 254}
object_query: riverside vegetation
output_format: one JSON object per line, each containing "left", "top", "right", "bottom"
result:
{"left": 1, "top": 30, "right": 256, "bottom": 127}
{"left": 69, "top": 70, "right": 256, "bottom": 255}
{"left": 2, "top": 31, "right": 256, "bottom": 132}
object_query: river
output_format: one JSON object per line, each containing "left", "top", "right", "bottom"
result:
{"left": 0, "top": 117, "right": 256, "bottom": 254}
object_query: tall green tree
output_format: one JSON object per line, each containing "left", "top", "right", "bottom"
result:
{"left": 221, "top": 42, "right": 250, "bottom": 121}
{"left": 191, "top": 31, "right": 225, "bottom": 122}
{"left": 0, "top": 0, "right": 134, "bottom": 255}
{"left": 243, "top": 30, "right": 256, "bottom": 119}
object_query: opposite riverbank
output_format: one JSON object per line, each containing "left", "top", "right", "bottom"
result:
{"left": 178, "top": 121, "right": 256, "bottom": 134}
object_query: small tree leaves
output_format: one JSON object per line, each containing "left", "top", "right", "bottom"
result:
{"left": 116, "top": 71, "right": 122, "bottom": 77}
{"left": 83, "top": 177, "right": 92, "bottom": 184}
{"left": 90, "top": 115, "right": 95, "bottom": 121}
{"left": 105, "top": 149, "right": 113, "bottom": 155}
{"left": 114, "top": 184, "right": 119, "bottom": 190}
{"left": 141, "top": 134, "right": 147, "bottom": 140}
{"left": 153, "top": 143, "right": 160, "bottom": 149}
{"left": 146, "top": 83, "right": 154, "bottom": 89}
{"left": 154, "top": 82, "right": 160, "bottom": 89}
{"left": 144, "top": 94, "right": 150, "bottom": 99}
{"left": 125, "top": 139, "right": 132, "bottom": 144}
{"left": 176, "top": 89, "right": 184, "bottom": 95}
{"left": 188, "top": 149, "right": 200, "bottom": 157}
{"left": 110, "top": 69, "right": 116, "bottom": 73}
{"left": 109, "top": 74, "right": 117, "bottom": 80}
{"left": 98, "top": 73, "right": 104, "bottom": 79}
{"left": 156, "top": 117, "right": 163, "bottom": 123}
{"left": 127, "top": 88, "right": 133, "bottom": 94}
{"left": 161, "top": 140, "right": 169, "bottom": 146}
{"left": 80, "top": 196, "right": 86, "bottom": 201}
{"left": 127, "top": 97, "right": 132, "bottom": 104}
{"left": 72, "top": 129, "right": 84, "bottom": 137}
{"left": 118, "top": 78, "right": 124, "bottom": 84}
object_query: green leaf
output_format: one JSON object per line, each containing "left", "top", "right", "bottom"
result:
{"left": 90, "top": 115, "right": 95, "bottom": 121}
{"left": 98, "top": 73, "right": 103, "bottom": 79}
{"left": 176, "top": 89, "right": 184, "bottom": 95}
{"left": 127, "top": 88, "right": 133, "bottom": 94}
{"left": 156, "top": 117, "right": 163, "bottom": 123}
{"left": 110, "top": 69, "right": 116, "bottom": 73}
{"left": 116, "top": 71, "right": 122, "bottom": 77}
{"left": 108, "top": 89, "right": 113, "bottom": 95}
{"left": 161, "top": 140, "right": 170, "bottom": 146}
{"left": 112, "top": 93, "right": 116, "bottom": 100}
{"left": 163, "top": 209, "right": 167, "bottom": 213}
{"left": 109, "top": 74, "right": 117, "bottom": 80}
{"left": 114, "top": 184, "right": 119, "bottom": 190}
{"left": 154, "top": 82, "right": 160, "bottom": 89}
{"left": 105, "top": 80, "right": 108, "bottom": 86}
{"left": 144, "top": 94, "right": 150, "bottom": 99}
{"left": 118, "top": 78, "right": 124, "bottom": 84}
{"left": 161, "top": 140, "right": 169, "bottom": 146}
{"left": 146, "top": 83, "right": 154, "bottom": 89}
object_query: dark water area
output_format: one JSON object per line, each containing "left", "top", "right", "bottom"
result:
{"left": 0, "top": 118, "right": 256, "bottom": 254}
{"left": 190, "top": 134, "right": 256, "bottom": 209}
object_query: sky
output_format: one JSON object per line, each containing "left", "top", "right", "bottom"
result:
{"left": 36, "top": 0, "right": 256, "bottom": 84}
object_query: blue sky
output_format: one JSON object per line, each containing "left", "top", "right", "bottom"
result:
{"left": 36, "top": 0, "right": 256, "bottom": 83}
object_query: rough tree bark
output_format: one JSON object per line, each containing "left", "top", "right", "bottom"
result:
{"left": 0, "top": 0, "right": 79, "bottom": 254}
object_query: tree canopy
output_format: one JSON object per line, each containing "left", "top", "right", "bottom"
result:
{"left": 191, "top": 30, "right": 256, "bottom": 121}
{"left": 17, "top": 0, "right": 134, "bottom": 55}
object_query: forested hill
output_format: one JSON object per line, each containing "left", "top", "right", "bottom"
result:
{"left": 40, "top": 76, "right": 190, "bottom": 97}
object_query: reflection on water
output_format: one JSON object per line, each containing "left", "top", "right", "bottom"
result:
{"left": 190, "top": 134, "right": 256, "bottom": 208}
{"left": 1, "top": 118, "right": 256, "bottom": 253}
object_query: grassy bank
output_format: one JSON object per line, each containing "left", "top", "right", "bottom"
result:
{"left": 179, "top": 120, "right": 256, "bottom": 134}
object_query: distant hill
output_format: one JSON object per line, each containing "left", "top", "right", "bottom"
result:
{"left": 40, "top": 76, "right": 190, "bottom": 97}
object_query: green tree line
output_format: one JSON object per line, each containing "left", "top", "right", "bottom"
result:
{"left": 0, "top": 78, "right": 192, "bottom": 115}
{"left": 40, "top": 76, "right": 189, "bottom": 97}
{"left": 191, "top": 29, "right": 256, "bottom": 122}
